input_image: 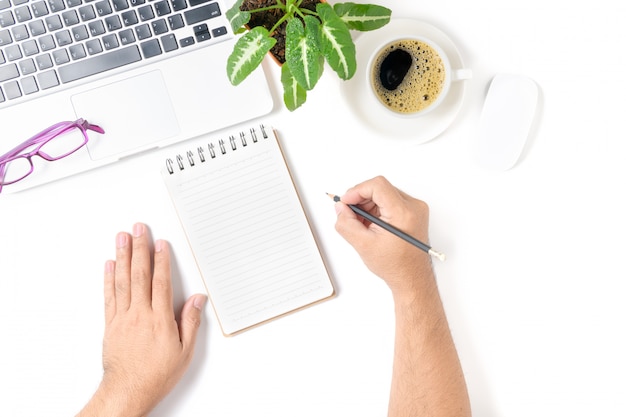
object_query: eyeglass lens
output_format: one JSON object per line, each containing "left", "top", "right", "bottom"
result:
{"left": 1, "top": 127, "right": 88, "bottom": 185}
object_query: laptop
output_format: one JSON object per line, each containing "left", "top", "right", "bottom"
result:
{"left": 0, "top": 0, "right": 274, "bottom": 193}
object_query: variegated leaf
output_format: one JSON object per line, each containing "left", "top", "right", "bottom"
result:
{"left": 285, "top": 16, "right": 324, "bottom": 91}
{"left": 334, "top": 2, "right": 391, "bottom": 31}
{"left": 317, "top": 3, "right": 356, "bottom": 80}
{"left": 225, "top": 0, "right": 250, "bottom": 33}
{"left": 281, "top": 63, "right": 307, "bottom": 111}
{"left": 226, "top": 26, "right": 276, "bottom": 85}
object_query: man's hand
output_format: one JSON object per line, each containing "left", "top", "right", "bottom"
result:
{"left": 77, "top": 223, "right": 207, "bottom": 417}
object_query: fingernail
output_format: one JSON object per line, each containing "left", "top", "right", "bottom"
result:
{"left": 334, "top": 202, "right": 343, "bottom": 215}
{"left": 155, "top": 239, "right": 165, "bottom": 253}
{"left": 104, "top": 260, "right": 115, "bottom": 274}
{"left": 193, "top": 295, "right": 207, "bottom": 311}
{"left": 133, "top": 223, "right": 144, "bottom": 237}
{"left": 116, "top": 232, "right": 128, "bottom": 248}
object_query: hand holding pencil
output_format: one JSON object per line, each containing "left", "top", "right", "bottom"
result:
{"left": 332, "top": 176, "right": 441, "bottom": 295}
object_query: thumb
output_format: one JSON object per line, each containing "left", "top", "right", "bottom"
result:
{"left": 179, "top": 294, "right": 207, "bottom": 350}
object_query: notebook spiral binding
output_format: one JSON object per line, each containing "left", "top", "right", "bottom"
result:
{"left": 165, "top": 125, "right": 268, "bottom": 175}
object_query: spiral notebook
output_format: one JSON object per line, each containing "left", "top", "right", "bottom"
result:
{"left": 161, "top": 124, "right": 335, "bottom": 335}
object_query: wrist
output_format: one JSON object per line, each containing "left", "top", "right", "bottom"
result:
{"left": 384, "top": 262, "right": 437, "bottom": 301}
{"left": 77, "top": 379, "right": 149, "bottom": 417}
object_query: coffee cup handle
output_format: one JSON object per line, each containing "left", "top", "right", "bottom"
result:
{"left": 452, "top": 68, "right": 473, "bottom": 82}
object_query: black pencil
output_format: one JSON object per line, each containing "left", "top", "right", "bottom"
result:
{"left": 328, "top": 193, "right": 446, "bottom": 261}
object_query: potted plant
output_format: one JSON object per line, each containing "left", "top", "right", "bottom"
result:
{"left": 226, "top": 0, "right": 392, "bottom": 111}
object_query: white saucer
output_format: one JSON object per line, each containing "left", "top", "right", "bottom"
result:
{"left": 341, "top": 19, "right": 470, "bottom": 143}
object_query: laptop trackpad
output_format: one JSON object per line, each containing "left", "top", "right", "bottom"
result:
{"left": 71, "top": 70, "right": 180, "bottom": 160}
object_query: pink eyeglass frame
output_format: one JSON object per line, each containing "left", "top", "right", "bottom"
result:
{"left": 0, "top": 119, "right": 104, "bottom": 193}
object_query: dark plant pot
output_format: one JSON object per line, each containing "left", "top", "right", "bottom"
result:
{"left": 241, "top": 0, "right": 326, "bottom": 66}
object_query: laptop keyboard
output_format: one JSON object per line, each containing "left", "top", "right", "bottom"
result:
{"left": 0, "top": 0, "right": 228, "bottom": 104}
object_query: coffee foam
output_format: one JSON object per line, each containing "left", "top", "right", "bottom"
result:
{"left": 371, "top": 39, "right": 446, "bottom": 114}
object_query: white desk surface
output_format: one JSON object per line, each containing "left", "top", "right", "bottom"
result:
{"left": 2, "top": 1, "right": 625, "bottom": 416}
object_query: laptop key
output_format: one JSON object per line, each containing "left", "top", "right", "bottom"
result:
{"left": 14, "top": 6, "right": 32, "bottom": 23}
{"left": 72, "top": 24, "right": 89, "bottom": 40}
{"left": 102, "top": 33, "right": 118, "bottom": 49}
{"left": 171, "top": 0, "right": 186, "bottom": 11}
{"left": 37, "top": 68, "right": 59, "bottom": 88}
{"left": 58, "top": 44, "right": 141, "bottom": 83}
{"left": 161, "top": 33, "right": 176, "bottom": 52}
{"left": 0, "top": 28, "right": 11, "bottom": 45}
{"left": 95, "top": 0, "right": 112, "bottom": 16}
{"left": 22, "top": 39, "right": 39, "bottom": 56}
{"left": 118, "top": 28, "right": 134, "bottom": 44}
{"left": 86, "top": 38, "right": 103, "bottom": 54}
{"left": 135, "top": 23, "right": 150, "bottom": 40}
{"left": 52, "top": 48, "right": 70, "bottom": 64}
{"left": 154, "top": 0, "right": 170, "bottom": 16}
{"left": 105, "top": 14, "right": 121, "bottom": 31}
{"left": 0, "top": 10, "right": 15, "bottom": 27}
{"left": 112, "top": 0, "right": 129, "bottom": 11}
{"left": 179, "top": 36, "right": 193, "bottom": 47}
{"left": 39, "top": 34, "right": 55, "bottom": 51}
{"left": 5, "top": 44, "right": 21, "bottom": 61}
{"left": 167, "top": 13, "right": 183, "bottom": 30}
{"left": 138, "top": 4, "right": 154, "bottom": 21}
{"left": 55, "top": 29, "right": 72, "bottom": 46}
{"left": 0, "top": 62, "right": 19, "bottom": 82}
{"left": 49, "top": 0, "right": 66, "bottom": 12}
{"left": 21, "top": 75, "right": 39, "bottom": 94}
{"left": 212, "top": 25, "right": 227, "bottom": 37}
{"left": 183, "top": 2, "right": 220, "bottom": 25}
{"left": 35, "top": 53, "right": 53, "bottom": 69}
{"left": 31, "top": 2, "right": 50, "bottom": 18}
{"left": 88, "top": 19, "right": 105, "bottom": 35}
{"left": 78, "top": 4, "right": 96, "bottom": 20}
{"left": 28, "top": 20, "right": 46, "bottom": 36}
{"left": 151, "top": 18, "right": 167, "bottom": 35}
{"left": 121, "top": 9, "right": 137, "bottom": 26}
{"left": 45, "top": 14, "right": 63, "bottom": 31}
{"left": 18, "top": 57, "right": 36, "bottom": 74}
{"left": 140, "top": 38, "right": 160, "bottom": 58}
{"left": 4, "top": 80, "right": 21, "bottom": 99}
{"left": 69, "top": 43, "right": 86, "bottom": 59}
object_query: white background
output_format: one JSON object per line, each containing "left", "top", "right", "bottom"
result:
{"left": 1, "top": 0, "right": 625, "bottom": 416}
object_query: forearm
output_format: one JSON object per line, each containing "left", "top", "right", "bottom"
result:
{"left": 388, "top": 273, "right": 471, "bottom": 417}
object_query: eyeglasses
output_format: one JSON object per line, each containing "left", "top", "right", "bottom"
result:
{"left": 0, "top": 119, "right": 104, "bottom": 193}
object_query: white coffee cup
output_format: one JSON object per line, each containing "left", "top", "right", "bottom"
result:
{"left": 366, "top": 35, "right": 472, "bottom": 118}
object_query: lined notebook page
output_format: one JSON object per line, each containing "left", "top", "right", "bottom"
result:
{"left": 162, "top": 126, "right": 334, "bottom": 335}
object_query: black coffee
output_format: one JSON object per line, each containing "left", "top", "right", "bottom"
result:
{"left": 379, "top": 49, "right": 412, "bottom": 90}
{"left": 371, "top": 39, "right": 446, "bottom": 114}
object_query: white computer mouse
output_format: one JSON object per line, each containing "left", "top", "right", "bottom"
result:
{"left": 476, "top": 74, "right": 539, "bottom": 171}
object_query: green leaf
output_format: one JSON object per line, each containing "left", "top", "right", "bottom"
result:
{"left": 285, "top": 16, "right": 324, "bottom": 91}
{"left": 226, "top": 26, "right": 276, "bottom": 85}
{"left": 281, "top": 63, "right": 307, "bottom": 111}
{"left": 334, "top": 2, "right": 392, "bottom": 31}
{"left": 317, "top": 3, "right": 356, "bottom": 80}
{"left": 226, "top": 0, "right": 250, "bottom": 32}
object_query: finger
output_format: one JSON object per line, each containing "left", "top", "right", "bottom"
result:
{"left": 130, "top": 223, "right": 153, "bottom": 307}
{"left": 342, "top": 176, "right": 398, "bottom": 216}
{"left": 179, "top": 294, "right": 207, "bottom": 358}
{"left": 151, "top": 239, "right": 173, "bottom": 313}
{"left": 103, "top": 260, "right": 116, "bottom": 324}
{"left": 114, "top": 231, "right": 132, "bottom": 312}
{"left": 334, "top": 201, "right": 375, "bottom": 251}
